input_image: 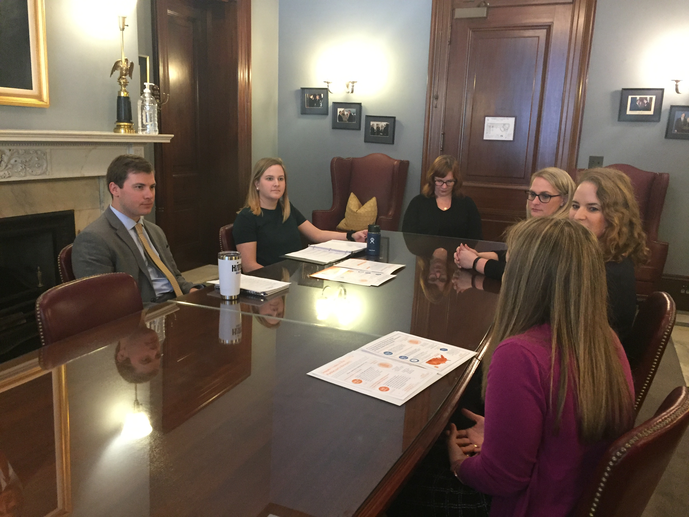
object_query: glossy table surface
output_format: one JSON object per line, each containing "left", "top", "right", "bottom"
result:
{"left": 0, "top": 232, "right": 503, "bottom": 517}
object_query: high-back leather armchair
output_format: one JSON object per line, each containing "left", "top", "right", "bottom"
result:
{"left": 607, "top": 164, "right": 669, "bottom": 296}
{"left": 58, "top": 243, "right": 76, "bottom": 283}
{"left": 35, "top": 273, "right": 143, "bottom": 346}
{"left": 312, "top": 153, "right": 409, "bottom": 231}
{"left": 573, "top": 386, "right": 689, "bottom": 517}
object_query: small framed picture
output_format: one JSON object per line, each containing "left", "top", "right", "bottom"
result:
{"left": 618, "top": 88, "right": 664, "bottom": 122}
{"left": 300, "top": 88, "right": 329, "bottom": 115}
{"left": 332, "top": 102, "right": 362, "bottom": 130}
{"left": 364, "top": 116, "right": 396, "bottom": 144}
{"left": 483, "top": 116, "right": 516, "bottom": 141}
{"left": 665, "top": 105, "right": 689, "bottom": 140}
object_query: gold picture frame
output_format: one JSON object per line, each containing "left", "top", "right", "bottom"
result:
{"left": 0, "top": 358, "right": 71, "bottom": 516}
{"left": 0, "top": 0, "right": 49, "bottom": 107}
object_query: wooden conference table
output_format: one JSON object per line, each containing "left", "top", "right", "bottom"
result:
{"left": 0, "top": 231, "right": 503, "bottom": 517}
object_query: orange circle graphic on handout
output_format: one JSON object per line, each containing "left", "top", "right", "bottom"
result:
{"left": 379, "top": 386, "right": 390, "bottom": 392}
{"left": 352, "top": 379, "right": 363, "bottom": 384}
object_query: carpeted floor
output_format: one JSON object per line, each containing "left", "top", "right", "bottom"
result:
{"left": 639, "top": 314, "right": 689, "bottom": 516}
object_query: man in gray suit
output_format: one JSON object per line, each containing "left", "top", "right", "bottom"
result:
{"left": 72, "top": 155, "right": 198, "bottom": 305}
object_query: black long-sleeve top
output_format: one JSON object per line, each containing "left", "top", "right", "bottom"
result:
{"left": 402, "top": 195, "right": 483, "bottom": 239}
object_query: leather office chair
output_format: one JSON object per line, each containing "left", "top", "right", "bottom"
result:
{"left": 572, "top": 386, "right": 689, "bottom": 517}
{"left": 57, "top": 243, "right": 75, "bottom": 283}
{"left": 312, "top": 153, "right": 409, "bottom": 231}
{"left": 219, "top": 223, "right": 236, "bottom": 252}
{"left": 626, "top": 291, "right": 677, "bottom": 414}
{"left": 35, "top": 272, "right": 143, "bottom": 346}
{"left": 607, "top": 164, "right": 670, "bottom": 296}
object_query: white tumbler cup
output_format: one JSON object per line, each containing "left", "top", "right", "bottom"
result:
{"left": 218, "top": 251, "right": 241, "bottom": 299}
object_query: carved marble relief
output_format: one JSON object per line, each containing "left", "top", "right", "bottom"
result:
{"left": 0, "top": 148, "right": 49, "bottom": 179}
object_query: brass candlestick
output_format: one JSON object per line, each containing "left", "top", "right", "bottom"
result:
{"left": 111, "top": 15, "right": 135, "bottom": 134}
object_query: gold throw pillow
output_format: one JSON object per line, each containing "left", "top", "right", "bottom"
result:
{"left": 336, "top": 193, "right": 378, "bottom": 231}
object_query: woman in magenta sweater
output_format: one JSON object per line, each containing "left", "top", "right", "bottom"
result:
{"left": 444, "top": 217, "right": 635, "bottom": 516}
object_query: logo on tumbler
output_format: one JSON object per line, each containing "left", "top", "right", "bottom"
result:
{"left": 231, "top": 264, "right": 241, "bottom": 272}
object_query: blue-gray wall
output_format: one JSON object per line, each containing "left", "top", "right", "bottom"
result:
{"left": 276, "top": 0, "right": 432, "bottom": 223}
{"left": 252, "top": 0, "right": 280, "bottom": 162}
{"left": 577, "top": 0, "right": 689, "bottom": 276}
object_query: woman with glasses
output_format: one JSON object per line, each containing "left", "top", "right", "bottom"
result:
{"left": 402, "top": 155, "right": 482, "bottom": 239}
{"left": 454, "top": 167, "right": 575, "bottom": 279}
{"left": 569, "top": 168, "right": 648, "bottom": 358}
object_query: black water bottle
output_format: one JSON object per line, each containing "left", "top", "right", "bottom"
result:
{"left": 367, "top": 224, "right": 381, "bottom": 256}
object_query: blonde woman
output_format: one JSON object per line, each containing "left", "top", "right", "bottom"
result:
{"left": 569, "top": 167, "right": 649, "bottom": 356}
{"left": 454, "top": 167, "right": 576, "bottom": 279}
{"left": 233, "top": 158, "right": 367, "bottom": 272}
{"left": 402, "top": 155, "right": 482, "bottom": 239}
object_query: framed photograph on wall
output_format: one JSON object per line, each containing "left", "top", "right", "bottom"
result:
{"left": 300, "top": 88, "right": 329, "bottom": 115}
{"left": 618, "top": 88, "right": 664, "bottom": 122}
{"left": 332, "top": 102, "right": 362, "bottom": 130}
{"left": 364, "top": 116, "right": 396, "bottom": 144}
{"left": 665, "top": 105, "right": 689, "bottom": 140}
{"left": 0, "top": 0, "right": 49, "bottom": 107}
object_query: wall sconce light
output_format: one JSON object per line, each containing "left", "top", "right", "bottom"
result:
{"left": 672, "top": 79, "right": 682, "bottom": 94}
{"left": 111, "top": 0, "right": 138, "bottom": 133}
{"left": 121, "top": 384, "right": 152, "bottom": 440}
{"left": 323, "top": 80, "right": 358, "bottom": 95}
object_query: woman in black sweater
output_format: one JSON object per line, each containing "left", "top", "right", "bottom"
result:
{"left": 402, "top": 155, "right": 482, "bottom": 239}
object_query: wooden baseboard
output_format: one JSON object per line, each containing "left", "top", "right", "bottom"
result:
{"left": 658, "top": 275, "right": 689, "bottom": 312}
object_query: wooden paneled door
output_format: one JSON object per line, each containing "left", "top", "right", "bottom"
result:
{"left": 153, "top": 0, "right": 252, "bottom": 270}
{"left": 423, "top": 0, "right": 596, "bottom": 240}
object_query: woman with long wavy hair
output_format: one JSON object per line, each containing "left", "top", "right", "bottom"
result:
{"left": 569, "top": 167, "right": 648, "bottom": 358}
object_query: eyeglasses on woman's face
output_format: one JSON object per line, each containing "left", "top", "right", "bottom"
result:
{"left": 435, "top": 178, "right": 457, "bottom": 187}
{"left": 525, "top": 190, "right": 562, "bottom": 203}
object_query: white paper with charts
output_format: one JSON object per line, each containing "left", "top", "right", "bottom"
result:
{"left": 308, "top": 331, "right": 476, "bottom": 406}
{"left": 309, "top": 258, "right": 405, "bottom": 286}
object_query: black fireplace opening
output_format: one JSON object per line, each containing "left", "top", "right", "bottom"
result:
{"left": 0, "top": 210, "right": 75, "bottom": 361}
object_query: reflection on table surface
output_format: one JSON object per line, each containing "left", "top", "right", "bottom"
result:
{"left": 179, "top": 231, "right": 504, "bottom": 342}
{"left": 0, "top": 231, "right": 503, "bottom": 517}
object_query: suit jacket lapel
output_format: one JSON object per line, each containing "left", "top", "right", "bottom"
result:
{"left": 104, "top": 207, "right": 154, "bottom": 284}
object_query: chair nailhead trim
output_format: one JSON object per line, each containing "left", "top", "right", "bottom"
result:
{"left": 587, "top": 391, "right": 689, "bottom": 516}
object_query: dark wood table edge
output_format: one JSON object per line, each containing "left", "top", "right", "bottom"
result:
{"left": 354, "top": 327, "right": 493, "bottom": 517}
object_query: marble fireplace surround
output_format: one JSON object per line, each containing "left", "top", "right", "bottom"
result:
{"left": 0, "top": 130, "right": 172, "bottom": 234}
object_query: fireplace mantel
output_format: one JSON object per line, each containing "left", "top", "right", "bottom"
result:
{"left": 0, "top": 130, "right": 173, "bottom": 144}
{"left": 0, "top": 130, "right": 173, "bottom": 183}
